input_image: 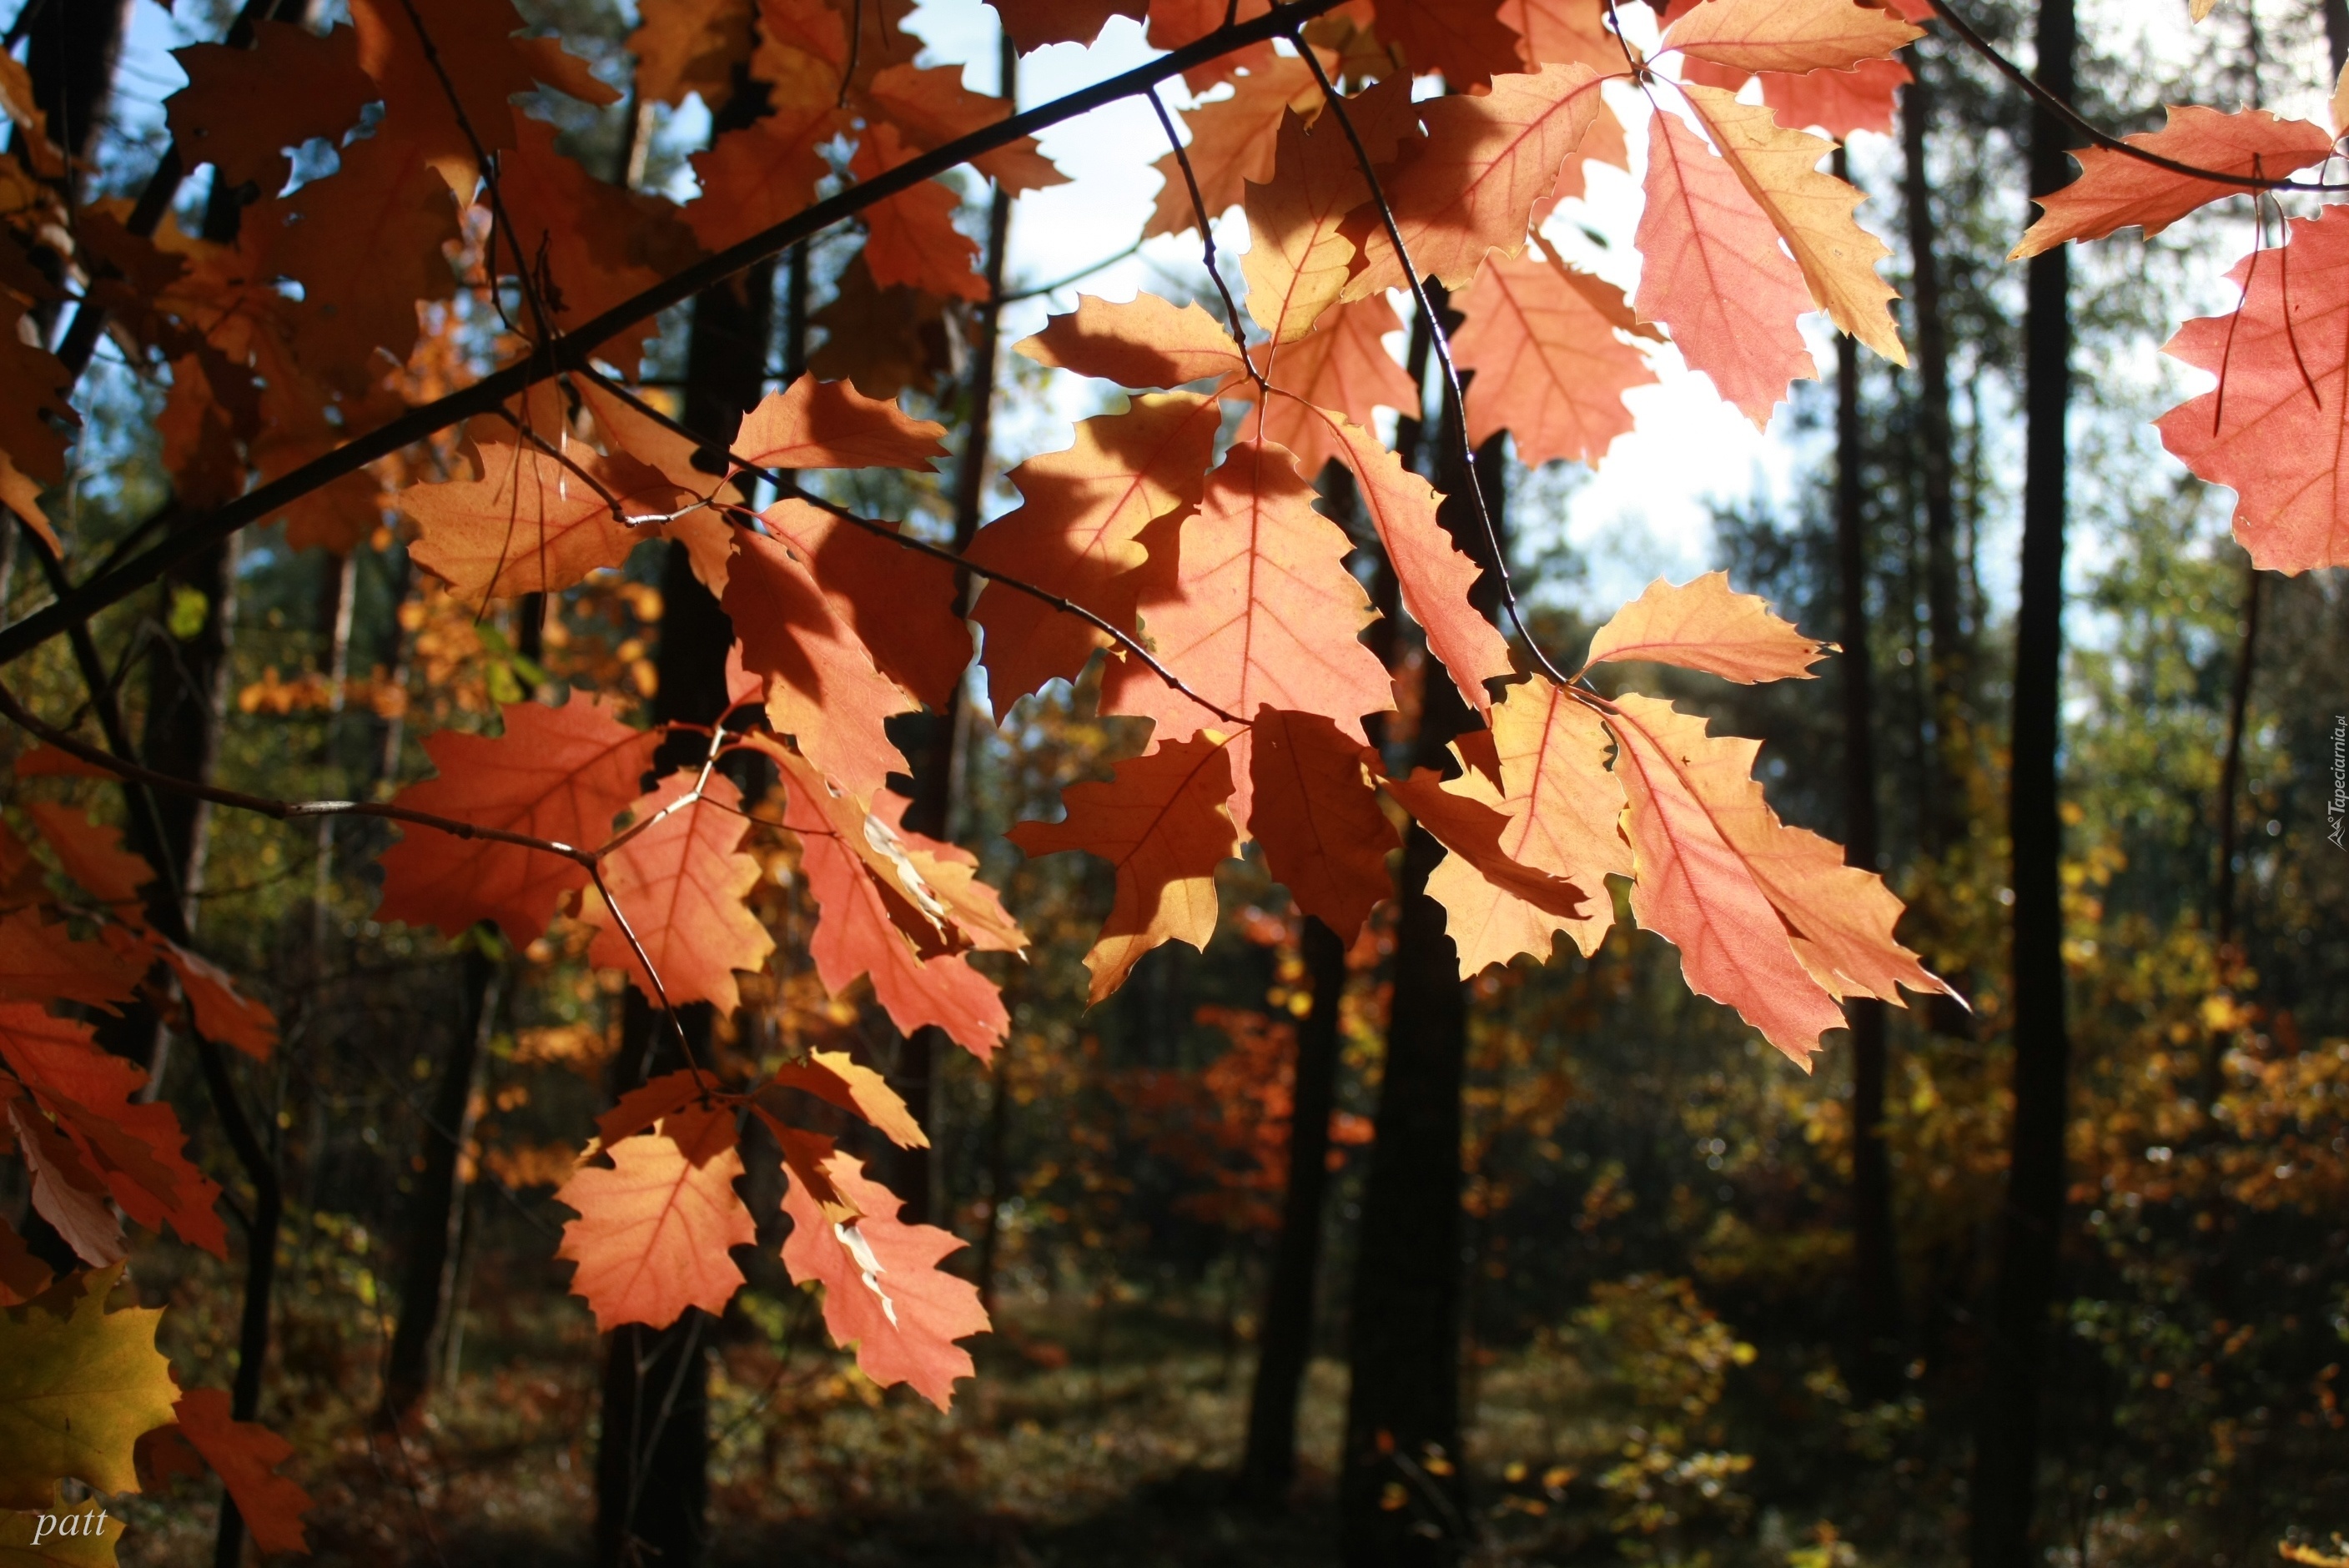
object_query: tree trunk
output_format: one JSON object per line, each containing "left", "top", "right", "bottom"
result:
{"left": 379, "top": 940, "right": 500, "bottom": 1425}
{"left": 1900, "top": 47, "right": 1969, "bottom": 855}
{"left": 592, "top": 68, "right": 773, "bottom": 1562}
{"left": 1340, "top": 287, "right": 1500, "bottom": 1559}
{"left": 896, "top": 33, "right": 1016, "bottom": 1225}
{"left": 1969, "top": 3, "right": 2075, "bottom": 1563}
{"left": 1833, "top": 168, "right": 1903, "bottom": 1405}
{"left": 1240, "top": 915, "right": 1347, "bottom": 1502}
{"left": 2211, "top": 565, "right": 2263, "bottom": 955}
{"left": 2328, "top": 0, "right": 2349, "bottom": 77}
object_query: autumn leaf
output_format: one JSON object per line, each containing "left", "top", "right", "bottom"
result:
{"left": 1014, "top": 293, "right": 1249, "bottom": 389}
{"left": 1635, "top": 100, "right": 1818, "bottom": 425}
{"left": 1419, "top": 679, "right": 1629, "bottom": 973}
{"left": 376, "top": 694, "right": 658, "bottom": 944}
{"left": 405, "top": 436, "right": 673, "bottom": 601}
{"left": 1247, "top": 706, "right": 1397, "bottom": 942}
{"left": 583, "top": 772, "right": 774, "bottom": 1014}
{"left": 731, "top": 375, "right": 950, "bottom": 472}
{"left": 1371, "top": 0, "right": 1529, "bottom": 88}
{"left": 21, "top": 806, "right": 153, "bottom": 908}
{"left": 1298, "top": 411, "right": 1517, "bottom": 718}
{"left": 2011, "top": 106, "right": 2332, "bottom": 259}
{"left": 723, "top": 527, "right": 918, "bottom": 797}
{"left": 1582, "top": 571, "right": 1833, "bottom": 682}
{"left": 1759, "top": 57, "right": 1914, "bottom": 138}
{"left": 1345, "top": 63, "right": 1610, "bottom": 298}
{"left": 2157, "top": 206, "right": 2349, "bottom": 573}
{"left": 0, "top": 1006, "right": 225, "bottom": 1257}
{"left": 157, "top": 942, "right": 277, "bottom": 1062}
{"left": 988, "top": 0, "right": 1144, "bottom": 51}
{"left": 0, "top": 1264, "right": 179, "bottom": 1510}
{"left": 1242, "top": 79, "right": 1421, "bottom": 345}
{"left": 966, "top": 394, "right": 1221, "bottom": 720}
{"left": 170, "top": 1390, "right": 312, "bottom": 1557}
{"left": 7, "top": 1098, "right": 121, "bottom": 1269}
{"left": 854, "top": 123, "right": 987, "bottom": 302}
{"left": 1453, "top": 254, "right": 1657, "bottom": 468}
{"left": 1675, "top": 85, "right": 1906, "bottom": 368}
{"left": 1099, "top": 439, "right": 1392, "bottom": 826}
{"left": 782, "top": 771, "right": 1012, "bottom": 1061}
{"left": 1009, "top": 736, "right": 1241, "bottom": 1003}
{"left": 768, "top": 1050, "right": 928, "bottom": 1148}
{"left": 555, "top": 1129, "right": 757, "bottom": 1332}
{"left": 1381, "top": 765, "right": 1593, "bottom": 927}
{"left": 779, "top": 1150, "right": 988, "bottom": 1410}
{"left": 1230, "top": 294, "right": 1421, "bottom": 477}
{"left": 0, "top": 1212, "right": 51, "bottom": 1308}
{"left": 0, "top": 1491, "right": 124, "bottom": 1564}
{"left": 757, "top": 500, "right": 970, "bottom": 711}
{"left": 864, "top": 62, "right": 1065, "bottom": 193}
{"left": 683, "top": 48, "right": 846, "bottom": 252}
{"left": 1662, "top": 0, "right": 1923, "bottom": 76}
{"left": 1146, "top": 56, "right": 1320, "bottom": 238}
{"left": 0, "top": 912, "right": 143, "bottom": 1012}
{"left": 630, "top": 0, "right": 755, "bottom": 108}
{"left": 166, "top": 20, "right": 375, "bottom": 199}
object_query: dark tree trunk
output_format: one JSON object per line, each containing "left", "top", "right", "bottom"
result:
{"left": 380, "top": 940, "right": 500, "bottom": 1425}
{"left": 593, "top": 72, "right": 772, "bottom": 1561}
{"left": 1833, "top": 168, "right": 1903, "bottom": 1405}
{"left": 1969, "top": 3, "right": 2075, "bottom": 1563}
{"left": 1240, "top": 915, "right": 1347, "bottom": 1502}
{"left": 20, "top": 0, "right": 130, "bottom": 185}
{"left": 1899, "top": 48, "right": 1970, "bottom": 855}
{"left": 2211, "top": 565, "right": 2263, "bottom": 954}
{"left": 2328, "top": 0, "right": 2349, "bottom": 77}
{"left": 897, "top": 34, "right": 1016, "bottom": 1224}
{"left": 1340, "top": 283, "right": 1501, "bottom": 1558}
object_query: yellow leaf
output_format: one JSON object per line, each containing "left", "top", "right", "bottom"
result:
{"left": 1677, "top": 85, "right": 1908, "bottom": 368}
{"left": 1662, "top": 0, "right": 1924, "bottom": 76}
{"left": 0, "top": 1265, "right": 179, "bottom": 1509}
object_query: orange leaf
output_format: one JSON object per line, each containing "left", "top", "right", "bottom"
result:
{"left": 1371, "top": 0, "right": 1528, "bottom": 88}
{"left": 783, "top": 774, "right": 1011, "bottom": 1061}
{"left": 769, "top": 1049, "right": 928, "bottom": 1148}
{"left": 1760, "top": 57, "right": 1913, "bottom": 138}
{"left": 596, "top": 1069, "right": 733, "bottom": 1157}
{"left": 171, "top": 1390, "right": 313, "bottom": 1557}
{"left": 375, "top": 694, "right": 658, "bottom": 944}
{"left": 0, "top": 1004, "right": 226, "bottom": 1256}
{"left": 166, "top": 20, "right": 375, "bottom": 198}
{"left": 1503, "top": 0, "right": 1629, "bottom": 73}
{"left": 1662, "top": 0, "right": 1923, "bottom": 75}
{"left": 2012, "top": 106, "right": 2331, "bottom": 260}
{"left": 722, "top": 528, "right": 918, "bottom": 797}
{"left": 159, "top": 942, "right": 278, "bottom": 1062}
{"left": 584, "top": 772, "right": 774, "bottom": 1014}
{"left": 865, "top": 62, "right": 1066, "bottom": 193}
{"left": 1454, "top": 254, "right": 1657, "bottom": 467}
{"left": 0, "top": 1209, "right": 52, "bottom": 1305}
{"left": 23, "top": 804, "right": 154, "bottom": 907}
{"left": 630, "top": 0, "right": 755, "bottom": 108}
{"left": 779, "top": 1149, "right": 989, "bottom": 1410}
{"left": 853, "top": 123, "right": 987, "bottom": 302}
{"left": 988, "top": 0, "right": 1143, "bottom": 51}
{"left": 1009, "top": 735, "right": 1240, "bottom": 1003}
{"left": 2158, "top": 207, "right": 2349, "bottom": 573}
{"left": 1242, "top": 78, "right": 1421, "bottom": 345}
{"left": 404, "top": 437, "right": 672, "bottom": 601}
{"left": 555, "top": 1128, "right": 756, "bottom": 1331}
{"left": 1381, "top": 766, "right": 1592, "bottom": 925}
{"left": 1232, "top": 294, "right": 1421, "bottom": 477}
{"left": 1634, "top": 100, "right": 1817, "bottom": 425}
{"left": 1295, "top": 410, "right": 1517, "bottom": 719}
{"left": 1014, "top": 292, "right": 1250, "bottom": 389}
{"left": 0, "top": 911, "right": 143, "bottom": 1012}
{"left": 1146, "top": 56, "right": 1320, "bottom": 238}
{"left": 8, "top": 1095, "right": 123, "bottom": 1266}
{"left": 1247, "top": 706, "right": 1397, "bottom": 942}
{"left": 1345, "top": 63, "right": 1609, "bottom": 298}
{"left": 1417, "top": 680, "right": 1628, "bottom": 972}
{"left": 1099, "top": 439, "right": 1391, "bottom": 826}
{"left": 683, "top": 47, "right": 846, "bottom": 251}
{"left": 757, "top": 500, "right": 970, "bottom": 711}
{"left": 967, "top": 393, "right": 1220, "bottom": 719}
{"left": 1674, "top": 86, "right": 1905, "bottom": 366}
{"left": 731, "top": 375, "right": 950, "bottom": 472}
{"left": 1582, "top": 571, "right": 1833, "bottom": 682}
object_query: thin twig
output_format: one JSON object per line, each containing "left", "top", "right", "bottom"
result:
{"left": 1145, "top": 87, "right": 1266, "bottom": 395}
{"left": 1002, "top": 237, "right": 1147, "bottom": 302}
{"left": 0, "top": 0, "right": 1351, "bottom": 669}
{"left": 1295, "top": 41, "right": 1574, "bottom": 690}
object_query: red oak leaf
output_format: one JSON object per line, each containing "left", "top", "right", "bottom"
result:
{"left": 1454, "top": 254, "right": 1657, "bottom": 468}
{"left": 779, "top": 1148, "right": 990, "bottom": 1410}
{"left": 1247, "top": 706, "right": 1398, "bottom": 941}
{"left": 1232, "top": 294, "right": 1422, "bottom": 479}
{"left": 404, "top": 436, "right": 674, "bottom": 601}
{"left": 583, "top": 771, "right": 774, "bottom": 1014}
{"left": 1146, "top": 57, "right": 1320, "bottom": 238}
{"left": 757, "top": 499, "right": 970, "bottom": 711}
{"left": 556, "top": 1128, "right": 757, "bottom": 1330}
{"left": 1014, "top": 292, "right": 1250, "bottom": 389}
{"left": 853, "top": 123, "right": 987, "bottom": 301}
{"left": 2158, "top": 206, "right": 2349, "bottom": 573}
{"left": 171, "top": 1390, "right": 314, "bottom": 1557}
{"left": 1582, "top": 571, "right": 1833, "bottom": 682}
{"left": 731, "top": 375, "right": 951, "bottom": 473}
{"left": 376, "top": 694, "right": 659, "bottom": 944}
{"left": 23, "top": 804, "right": 154, "bottom": 907}
{"left": 0, "top": 911, "right": 143, "bottom": 1011}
